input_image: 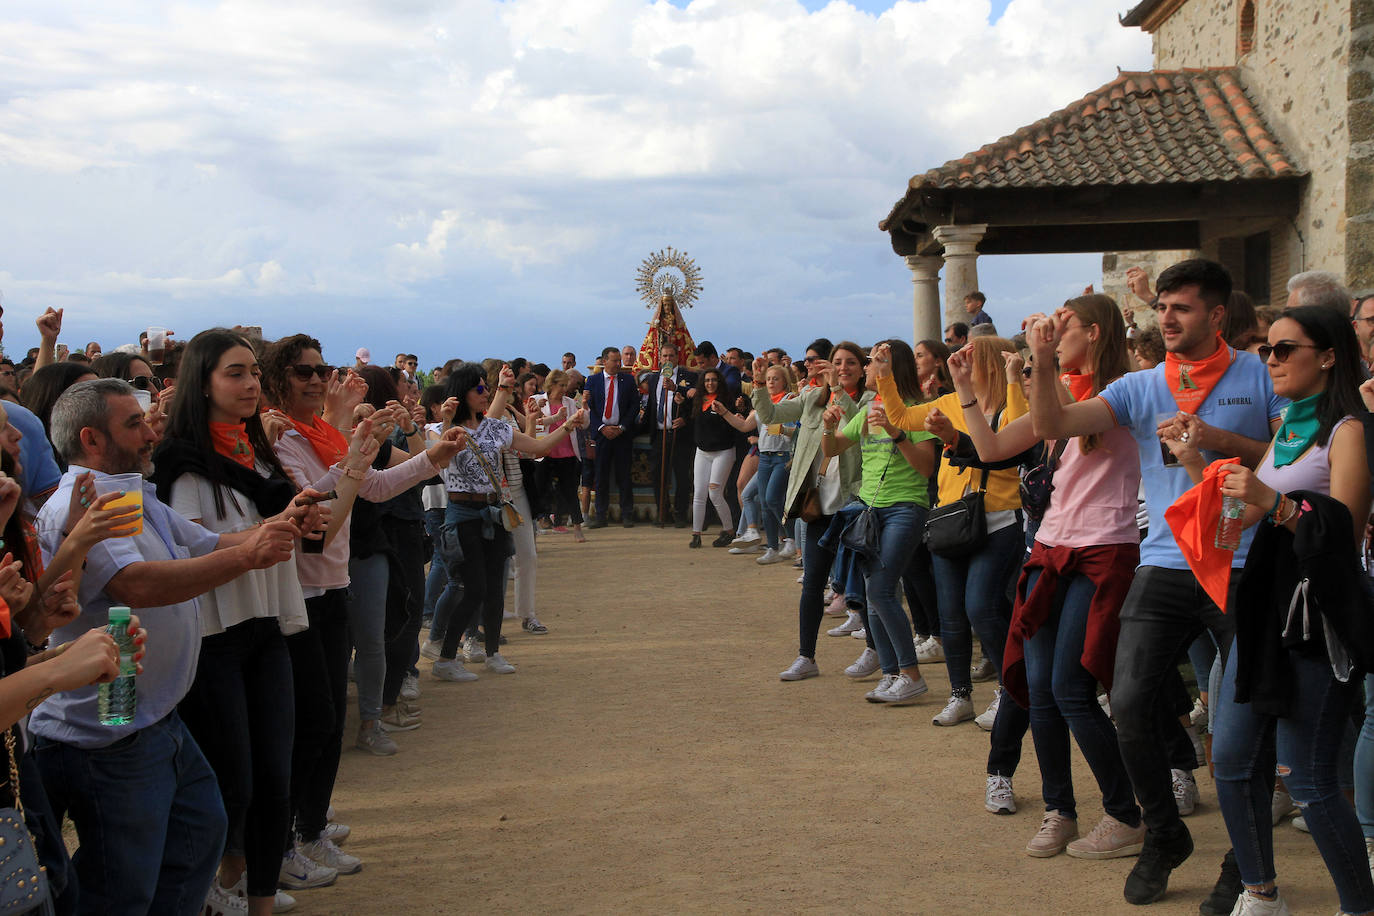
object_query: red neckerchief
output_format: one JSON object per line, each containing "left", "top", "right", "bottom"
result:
{"left": 701, "top": 394, "right": 717, "bottom": 410}
{"left": 289, "top": 414, "right": 348, "bottom": 469}
{"left": 1164, "top": 335, "right": 1235, "bottom": 413}
{"left": 769, "top": 391, "right": 788, "bottom": 404}
{"left": 209, "top": 422, "right": 256, "bottom": 469}
{"left": 1060, "top": 371, "right": 1095, "bottom": 403}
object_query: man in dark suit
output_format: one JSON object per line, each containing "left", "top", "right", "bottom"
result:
{"left": 584, "top": 346, "right": 640, "bottom": 528}
{"left": 694, "top": 340, "right": 740, "bottom": 399}
{"left": 648, "top": 342, "right": 696, "bottom": 528}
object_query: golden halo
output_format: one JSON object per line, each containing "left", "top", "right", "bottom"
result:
{"left": 635, "top": 246, "right": 703, "bottom": 309}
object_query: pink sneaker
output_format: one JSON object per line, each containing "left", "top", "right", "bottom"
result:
{"left": 824, "top": 592, "right": 848, "bottom": 617}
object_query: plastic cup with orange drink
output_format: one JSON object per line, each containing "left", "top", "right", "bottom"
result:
{"left": 93, "top": 474, "right": 144, "bottom": 537}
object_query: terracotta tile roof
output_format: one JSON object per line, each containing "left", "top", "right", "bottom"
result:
{"left": 910, "top": 68, "right": 1301, "bottom": 192}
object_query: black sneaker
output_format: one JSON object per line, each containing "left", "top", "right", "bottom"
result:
{"left": 1198, "top": 849, "right": 1241, "bottom": 916}
{"left": 1123, "top": 824, "right": 1193, "bottom": 905}
{"left": 711, "top": 530, "right": 734, "bottom": 548}
{"left": 585, "top": 518, "right": 607, "bottom": 530}
{"left": 688, "top": 534, "right": 702, "bottom": 549}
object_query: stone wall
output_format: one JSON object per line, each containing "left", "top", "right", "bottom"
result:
{"left": 1350, "top": 0, "right": 1374, "bottom": 291}
{"left": 1100, "top": 249, "right": 1200, "bottom": 328}
{"left": 1152, "top": 0, "right": 1351, "bottom": 286}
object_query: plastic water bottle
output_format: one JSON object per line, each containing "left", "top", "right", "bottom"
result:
{"left": 98, "top": 606, "right": 137, "bottom": 726}
{"left": 1215, "top": 495, "right": 1246, "bottom": 551}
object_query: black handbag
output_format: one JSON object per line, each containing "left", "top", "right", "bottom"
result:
{"left": 924, "top": 467, "right": 990, "bottom": 558}
{"left": 841, "top": 445, "right": 897, "bottom": 565}
{"left": 0, "top": 729, "right": 53, "bottom": 914}
{"left": 1019, "top": 438, "right": 1070, "bottom": 523}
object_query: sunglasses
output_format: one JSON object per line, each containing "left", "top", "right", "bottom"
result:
{"left": 130, "top": 375, "right": 163, "bottom": 392}
{"left": 289, "top": 364, "right": 334, "bottom": 381}
{"left": 473, "top": 383, "right": 487, "bottom": 394}
{"left": 1257, "top": 342, "right": 1320, "bottom": 363}
{"left": 1021, "top": 367, "right": 1033, "bottom": 378}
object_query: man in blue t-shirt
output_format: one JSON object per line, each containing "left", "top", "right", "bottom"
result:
{"left": 1027, "top": 260, "right": 1282, "bottom": 907}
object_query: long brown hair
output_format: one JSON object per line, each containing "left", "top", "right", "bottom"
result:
{"left": 968, "top": 337, "right": 1017, "bottom": 418}
{"left": 1063, "top": 293, "right": 1131, "bottom": 453}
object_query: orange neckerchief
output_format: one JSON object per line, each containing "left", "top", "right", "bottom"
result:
{"left": 702, "top": 394, "right": 718, "bottom": 410}
{"left": 770, "top": 391, "right": 788, "bottom": 404}
{"left": 1164, "top": 335, "right": 1235, "bottom": 413}
{"left": 1060, "top": 371, "right": 1095, "bottom": 403}
{"left": 807, "top": 377, "right": 825, "bottom": 388}
{"left": 289, "top": 414, "right": 349, "bottom": 469}
{"left": 1164, "top": 457, "right": 1242, "bottom": 611}
{"left": 0, "top": 522, "right": 45, "bottom": 639}
{"left": 210, "top": 422, "right": 256, "bottom": 469}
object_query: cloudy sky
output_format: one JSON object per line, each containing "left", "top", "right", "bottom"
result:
{"left": 0, "top": 0, "right": 1152, "bottom": 370}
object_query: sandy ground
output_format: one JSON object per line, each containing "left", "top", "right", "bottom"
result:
{"left": 307, "top": 524, "right": 1346, "bottom": 915}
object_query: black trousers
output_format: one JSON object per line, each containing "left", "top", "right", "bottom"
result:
{"left": 593, "top": 432, "right": 634, "bottom": 521}
{"left": 286, "top": 588, "right": 350, "bottom": 842}
{"left": 649, "top": 427, "right": 693, "bottom": 521}
{"left": 381, "top": 517, "right": 425, "bottom": 707}
{"left": 537, "top": 456, "right": 584, "bottom": 525}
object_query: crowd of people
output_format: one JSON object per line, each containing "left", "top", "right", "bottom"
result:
{"left": 0, "top": 257, "right": 1368, "bottom": 914}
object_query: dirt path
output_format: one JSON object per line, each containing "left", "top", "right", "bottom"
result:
{"left": 313, "top": 525, "right": 1343, "bottom": 915}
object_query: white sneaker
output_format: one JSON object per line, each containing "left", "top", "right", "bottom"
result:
{"left": 865, "top": 673, "right": 898, "bottom": 702}
{"left": 827, "top": 611, "right": 864, "bottom": 637}
{"left": 1292, "top": 814, "right": 1309, "bottom": 833}
{"left": 279, "top": 846, "right": 337, "bottom": 890}
{"left": 485, "top": 652, "right": 516, "bottom": 674}
{"left": 1172, "top": 768, "right": 1199, "bottom": 816}
{"left": 851, "top": 627, "right": 867, "bottom": 640}
{"left": 779, "top": 655, "right": 819, "bottom": 681}
{"left": 730, "top": 528, "right": 761, "bottom": 546}
{"left": 400, "top": 673, "right": 421, "bottom": 701}
{"left": 932, "top": 694, "right": 975, "bottom": 726}
{"left": 914, "top": 636, "right": 945, "bottom": 663}
{"left": 1189, "top": 696, "right": 1208, "bottom": 727}
{"left": 432, "top": 658, "right": 478, "bottom": 682}
{"left": 355, "top": 721, "right": 398, "bottom": 756}
{"left": 971, "top": 657, "right": 997, "bottom": 682}
{"left": 756, "top": 547, "right": 787, "bottom": 565}
{"left": 461, "top": 635, "right": 486, "bottom": 663}
{"left": 878, "top": 673, "right": 929, "bottom": 705}
{"left": 778, "top": 538, "right": 797, "bottom": 558}
{"left": 299, "top": 836, "right": 362, "bottom": 875}
{"left": 728, "top": 543, "right": 763, "bottom": 555}
{"left": 321, "top": 821, "right": 350, "bottom": 844}
{"left": 1228, "top": 890, "right": 1292, "bottom": 914}
{"left": 796, "top": 573, "right": 805, "bottom": 584}
{"left": 205, "top": 880, "right": 248, "bottom": 915}
{"left": 844, "top": 647, "right": 880, "bottom": 679}
{"left": 975, "top": 687, "right": 1002, "bottom": 731}
{"left": 228, "top": 876, "right": 296, "bottom": 913}
{"left": 420, "top": 639, "right": 442, "bottom": 661}
{"left": 986, "top": 774, "right": 1016, "bottom": 814}
{"left": 1098, "top": 692, "right": 1112, "bottom": 718}
{"left": 1270, "top": 789, "right": 1297, "bottom": 825}
{"left": 823, "top": 592, "right": 848, "bottom": 617}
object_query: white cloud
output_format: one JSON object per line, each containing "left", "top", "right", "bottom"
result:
{"left": 0, "top": 0, "right": 1152, "bottom": 362}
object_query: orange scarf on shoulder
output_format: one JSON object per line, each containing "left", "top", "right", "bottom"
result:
{"left": 290, "top": 414, "right": 349, "bottom": 469}
{"left": 770, "top": 391, "right": 788, "bottom": 404}
{"left": 1060, "top": 371, "right": 1095, "bottom": 403}
{"left": 1164, "top": 336, "right": 1235, "bottom": 413}
{"left": 210, "top": 422, "right": 256, "bottom": 469}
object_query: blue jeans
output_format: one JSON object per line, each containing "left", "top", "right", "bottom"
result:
{"left": 422, "top": 507, "right": 448, "bottom": 620}
{"left": 740, "top": 476, "right": 759, "bottom": 534}
{"left": 1357, "top": 673, "right": 1374, "bottom": 840}
{"left": 346, "top": 553, "right": 389, "bottom": 722}
{"left": 35, "top": 712, "right": 227, "bottom": 916}
{"left": 1214, "top": 644, "right": 1374, "bottom": 911}
{"left": 756, "top": 452, "right": 789, "bottom": 549}
{"left": 862, "top": 503, "right": 925, "bottom": 674}
{"left": 1022, "top": 568, "right": 1140, "bottom": 824}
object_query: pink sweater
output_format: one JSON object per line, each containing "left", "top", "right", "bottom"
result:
{"left": 275, "top": 430, "right": 441, "bottom": 592}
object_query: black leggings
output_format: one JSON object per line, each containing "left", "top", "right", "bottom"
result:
{"left": 538, "top": 456, "right": 583, "bottom": 525}
{"left": 438, "top": 517, "right": 511, "bottom": 658}
{"left": 381, "top": 517, "right": 425, "bottom": 707}
{"left": 181, "top": 617, "right": 294, "bottom": 898}
{"left": 285, "top": 589, "right": 349, "bottom": 842}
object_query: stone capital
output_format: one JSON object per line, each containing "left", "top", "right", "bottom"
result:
{"left": 932, "top": 224, "right": 988, "bottom": 257}
{"left": 903, "top": 255, "right": 943, "bottom": 280}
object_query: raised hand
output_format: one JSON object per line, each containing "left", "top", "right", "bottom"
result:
{"left": 243, "top": 520, "right": 298, "bottom": 569}
{"left": 426, "top": 425, "right": 469, "bottom": 466}
{"left": 1002, "top": 349, "right": 1026, "bottom": 386}
{"left": 870, "top": 343, "right": 892, "bottom": 378}
{"left": 924, "top": 407, "right": 955, "bottom": 445}
{"left": 1126, "top": 266, "right": 1153, "bottom": 302}
{"left": 946, "top": 347, "right": 974, "bottom": 391}
{"left": 35, "top": 307, "right": 62, "bottom": 343}
{"left": 822, "top": 402, "right": 844, "bottom": 430}
{"left": 0, "top": 554, "right": 32, "bottom": 614}
{"left": 38, "top": 570, "right": 80, "bottom": 632}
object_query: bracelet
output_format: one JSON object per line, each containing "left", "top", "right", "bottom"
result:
{"left": 893, "top": 430, "right": 908, "bottom": 444}
{"left": 1266, "top": 490, "right": 1283, "bottom": 522}
{"left": 822, "top": 428, "right": 835, "bottom": 437}
{"left": 401, "top": 425, "right": 419, "bottom": 436}
{"left": 960, "top": 398, "right": 978, "bottom": 410}
{"left": 1275, "top": 495, "right": 1300, "bottom": 526}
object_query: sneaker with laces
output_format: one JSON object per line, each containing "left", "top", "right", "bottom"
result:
{"left": 1198, "top": 849, "right": 1242, "bottom": 916}
{"left": 279, "top": 846, "right": 337, "bottom": 890}
{"left": 845, "top": 647, "right": 880, "bottom": 679}
{"left": 1292, "top": 815, "right": 1309, "bottom": 833}
{"left": 778, "top": 538, "right": 797, "bottom": 558}
{"left": 823, "top": 592, "right": 848, "bottom": 617}
{"left": 355, "top": 722, "right": 397, "bottom": 756}
{"left": 1122, "top": 824, "right": 1193, "bottom": 905}
{"left": 779, "top": 655, "right": 819, "bottom": 681}
{"left": 985, "top": 775, "right": 1016, "bottom": 814}
{"left": 1189, "top": 696, "right": 1208, "bottom": 727}
{"left": 865, "top": 674, "right": 898, "bottom": 702}
{"left": 971, "top": 657, "right": 997, "bottom": 682}
{"left": 932, "top": 694, "right": 975, "bottom": 726}
{"left": 1066, "top": 814, "right": 1146, "bottom": 859}
{"left": 299, "top": 836, "right": 362, "bottom": 875}
{"left": 522, "top": 616, "right": 548, "bottom": 634}
{"left": 379, "top": 705, "right": 422, "bottom": 733}
{"left": 1026, "top": 810, "right": 1078, "bottom": 857}
{"left": 914, "top": 636, "right": 944, "bottom": 663}
{"left": 420, "top": 639, "right": 442, "bottom": 661}
{"left": 877, "top": 673, "right": 929, "bottom": 705}
{"left": 400, "top": 673, "right": 421, "bottom": 701}
{"left": 1271, "top": 789, "right": 1297, "bottom": 825}
{"left": 485, "top": 653, "right": 516, "bottom": 674}
{"left": 432, "top": 658, "right": 478, "bottom": 682}
{"left": 229, "top": 875, "right": 296, "bottom": 912}
{"left": 321, "top": 821, "right": 350, "bottom": 844}
{"left": 711, "top": 529, "right": 734, "bottom": 547}
{"left": 206, "top": 880, "right": 249, "bottom": 915}
{"left": 730, "top": 528, "right": 761, "bottom": 546}
{"left": 1228, "top": 890, "right": 1292, "bottom": 915}
{"left": 975, "top": 687, "right": 1002, "bottom": 731}
{"left": 827, "top": 611, "right": 864, "bottom": 637}
{"left": 461, "top": 635, "right": 486, "bottom": 663}
{"left": 728, "top": 543, "right": 763, "bottom": 555}
{"left": 756, "top": 547, "right": 787, "bottom": 565}
{"left": 1172, "top": 768, "right": 1199, "bottom": 816}
{"left": 851, "top": 627, "right": 867, "bottom": 640}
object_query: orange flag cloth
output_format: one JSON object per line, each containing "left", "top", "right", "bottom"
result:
{"left": 1163, "top": 457, "right": 1240, "bottom": 613}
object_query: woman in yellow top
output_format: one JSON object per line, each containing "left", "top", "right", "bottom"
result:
{"left": 874, "top": 335, "right": 1032, "bottom": 814}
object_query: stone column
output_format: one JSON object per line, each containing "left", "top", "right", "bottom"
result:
{"left": 933, "top": 224, "right": 988, "bottom": 329}
{"left": 904, "top": 255, "right": 943, "bottom": 344}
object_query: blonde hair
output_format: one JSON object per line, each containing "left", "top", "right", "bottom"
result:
{"left": 766, "top": 364, "right": 797, "bottom": 394}
{"left": 968, "top": 337, "right": 1017, "bottom": 416}
{"left": 544, "top": 369, "right": 570, "bottom": 393}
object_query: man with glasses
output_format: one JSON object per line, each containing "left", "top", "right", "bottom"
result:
{"left": 0, "top": 359, "right": 18, "bottom": 400}
{"left": 1351, "top": 293, "right": 1374, "bottom": 362}
{"left": 944, "top": 322, "right": 969, "bottom": 349}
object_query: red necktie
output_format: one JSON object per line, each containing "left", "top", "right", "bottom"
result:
{"left": 604, "top": 373, "right": 615, "bottom": 421}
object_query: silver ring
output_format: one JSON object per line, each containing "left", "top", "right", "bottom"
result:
{"left": 1180, "top": 433, "right": 1190, "bottom": 443}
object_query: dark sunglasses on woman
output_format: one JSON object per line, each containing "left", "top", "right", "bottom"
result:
{"left": 290, "top": 364, "right": 335, "bottom": 381}
{"left": 130, "top": 375, "right": 163, "bottom": 392}
{"left": 1256, "top": 342, "right": 1318, "bottom": 363}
